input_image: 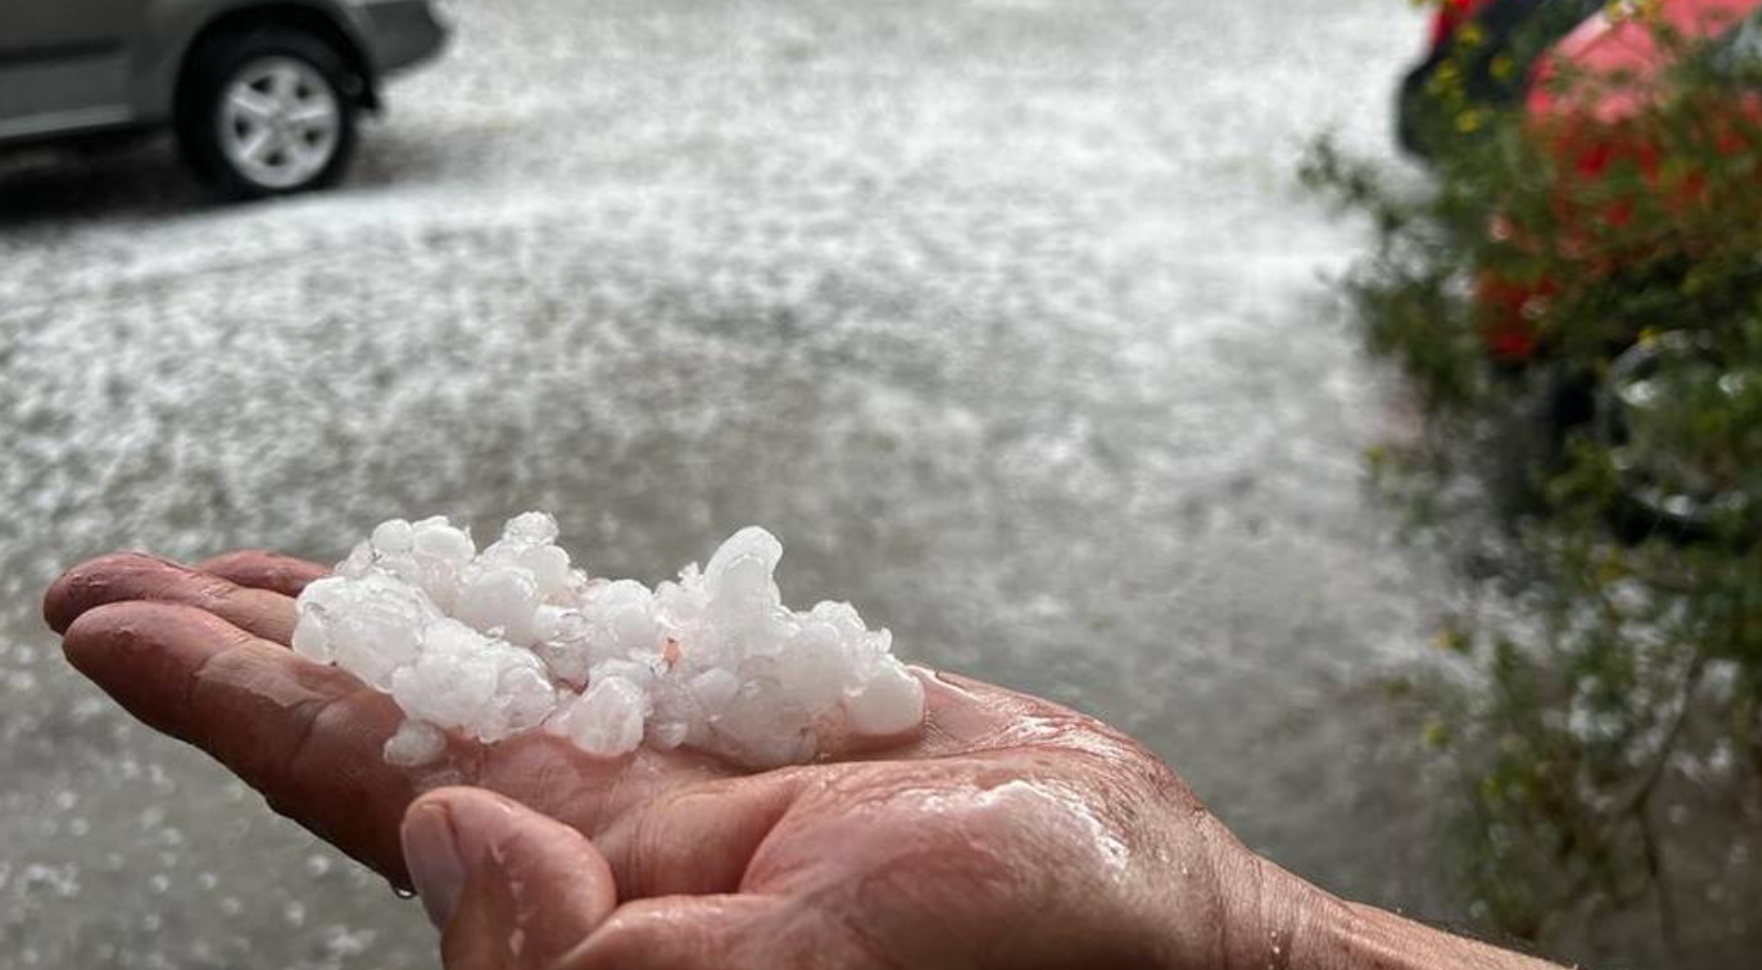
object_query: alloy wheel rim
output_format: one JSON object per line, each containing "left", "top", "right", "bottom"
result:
{"left": 1600, "top": 332, "right": 1748, "bottom": 526}
{"left": 218, "top": 56, "right": 340, "bottom": 190}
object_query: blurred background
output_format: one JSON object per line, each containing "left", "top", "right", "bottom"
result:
{"left": 3, "top": 1, "right": 1755, "bottom": 968}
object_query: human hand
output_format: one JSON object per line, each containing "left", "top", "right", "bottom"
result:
{"left": 45, "top": 550, "right": 1565, "bottom": 970}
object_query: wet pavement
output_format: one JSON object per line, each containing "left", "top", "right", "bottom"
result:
{"left": 0, "top": 1, "right": 1458, "bottom": 966}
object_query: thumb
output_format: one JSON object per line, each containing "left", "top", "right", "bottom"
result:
{"left": 401, "top": 787, "right": 617, "bottom": 970}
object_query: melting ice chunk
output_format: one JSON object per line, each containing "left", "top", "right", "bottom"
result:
{"left": 550, "top": 676, "right": 647, "bottom": 757}
{"left": 384, "top": 720, "right": 447, "bottom": 767}
{"left": 291, "top": 515, "right": 925, "bottom": 767}
{"left": 841, "top": 658, "right": 927, "bottom": 737}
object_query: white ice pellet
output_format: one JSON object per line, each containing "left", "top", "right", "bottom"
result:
{"left": 371, "top": 519, "right": 415, "bottom": 555}
{"left": 290, "top": 613, "right": 332, "bottom": 663}
{"left": 689, "top": 668, "right": 741, "bottom": 711}
{"left": 503, "top": 511, "right": 559, "bottom": 544}
{"left": 292, "top": 514, "right": 925, "bottom": 767}
{"left": 552, "top": 676, "right": 647, "bottom": 757}
{"left": 841, "top": 658, "right": 926, "bottom": 737}
{"left": 454, "top": 567, "right": 540, "bottom": 644}
{"left": 413, "top": 518, "right": 474, "bottom": 563}
{"left": 383, "top": 720, "right": 447, "bottom": 767}
{"left": 519, "top": 545, "right": 571, "bottom": 597}
{"left": 489, "top": 659, "right": 559, "bottom": 741}
{"left": 650, "top": 720, "right": 690, "bottom": 750}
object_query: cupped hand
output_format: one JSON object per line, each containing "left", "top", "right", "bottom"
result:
{"left": 45, "top": 550, "right": 1285, "bottom": 970}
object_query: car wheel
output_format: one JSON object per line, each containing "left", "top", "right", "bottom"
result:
{"left": 1595, "top": 332, "right": 1749, "bottom": 539}
{"left": 177, "top": 27, "right": 358, "bottom": 200}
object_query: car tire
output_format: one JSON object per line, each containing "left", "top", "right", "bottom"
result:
{"left": 177, "top": 26, "right": 359, "bottom": 201}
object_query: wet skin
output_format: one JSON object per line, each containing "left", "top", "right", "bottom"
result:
{"left": 45, "top": 551, "right": 1565, "bottom": 970}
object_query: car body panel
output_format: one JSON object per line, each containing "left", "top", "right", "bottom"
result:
{"left": 0, "top": 0, "right": 144, "bottom": 139}
{"left": 358, "top": 0, "right": 448, "bottom": 75}
{"left": 1529, "top": 0, "right": 1761, "bottom": 122}
{"left": 0, "top": 0, "right": 445, "bottom": 145}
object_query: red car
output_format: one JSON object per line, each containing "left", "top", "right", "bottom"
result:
{"left": 1475, "top": 0, "right": 1762, "bottom": 360}
{"left": 1418, "top": 0, "right": 1762, "bottom": 525}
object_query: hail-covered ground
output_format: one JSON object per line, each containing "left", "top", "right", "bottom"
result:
{"left": 298, "top": 514, "right": 923, "bottom": 767}
{"left": 0, "top": 1, "right": 1548, "bottom": 969}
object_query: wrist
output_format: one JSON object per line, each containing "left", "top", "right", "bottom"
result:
{"left": 1134, "top": 813, "right": 1321, "bottom": 970}
{"left": 1262, "top": 863, "right": 1570, "bottom": 970}
{"left": 1125, "top": 798, "right": 1569, "bottom": 970}
{"left": 1218, "top": 851, "right": 1333, "bottom": 970}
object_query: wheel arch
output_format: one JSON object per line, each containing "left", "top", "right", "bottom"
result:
{"left": 173, "top": 2, "right": 380, "bottom": 119}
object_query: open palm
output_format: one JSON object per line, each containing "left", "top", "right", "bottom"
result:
{"left": 46, "top": 550, "right": 1263, "bottom": 970}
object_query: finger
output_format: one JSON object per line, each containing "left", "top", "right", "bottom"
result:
{"left": 194, "top": 549, "right": 329, "bottom": 598}
{"left": 570, "top": 895, "right": 833, "bottom": 970}
{"left": 45, "top": 552, "right": 297, "bottom": 644}
{"left": 402, "top": 788, "right": 617, "bottom": 970}
{"left": 60, "top": 600, "right": 729, "bottom": 887}
{"left": 61, "top": 600, "right": 453, "bottom": 879}
{"left": 593, "top": 771, "right": 804, "bottom": 899}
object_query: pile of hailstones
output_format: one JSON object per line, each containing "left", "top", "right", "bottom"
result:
{"left": 290, "top": 514, "right": 925, "bottom": 769}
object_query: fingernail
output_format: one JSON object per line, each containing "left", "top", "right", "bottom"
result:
{"left": 401, "top": 804, "right": 467, "bottom": 929}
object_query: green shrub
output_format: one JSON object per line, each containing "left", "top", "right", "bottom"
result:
{"left": 1305, "top": 4, "right": 1762, "bottom": 962}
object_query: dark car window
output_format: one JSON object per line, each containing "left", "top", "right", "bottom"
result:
{"left": 1452, "top": 0, "right": 1605, "bottom": 104}
{"left": 1399, "top": 0, "right": 1604, "bottom": 156}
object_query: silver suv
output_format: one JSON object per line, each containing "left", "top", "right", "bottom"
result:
{"left": 0, "top": 0, "right": 448, "bottom": 199}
